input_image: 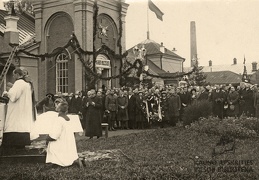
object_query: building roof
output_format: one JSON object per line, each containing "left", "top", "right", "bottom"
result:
{"left": 146, "top": 58, "right": 166, "bottom": 75}
{"left": 158, "top": 72, "right": 185, "bottom": 78}
{"left": 126, "top": 38, "right": 185, "bottom": 78}
{"left": 204, "top": 71, "right": 242, "bottom": 85}
{"left": 127, "top": 39, "right": 185, "bottom": 60}
{"left": 0, "top": 10, "right": 35, "bottom": 45}
{"left": 184, "top": 62, "right": 258, "bottom": 75}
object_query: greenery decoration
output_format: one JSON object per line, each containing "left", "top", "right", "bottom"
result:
{"left": 16, "top": 33, "right": 197, "bottom": 81}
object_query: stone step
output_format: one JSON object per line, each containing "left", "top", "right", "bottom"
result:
{"left": 0, "top": 154, "right": 46, "bottom": 164}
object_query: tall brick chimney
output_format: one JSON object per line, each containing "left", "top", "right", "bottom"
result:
{"left": 190, "top": 21, "right": 197, "bottom": 67}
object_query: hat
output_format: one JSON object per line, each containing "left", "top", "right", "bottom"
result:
{"left": 54, "top": 98, "right": 65, "bottom": 104}
{"left": 161, "top": 91, "right": 167, "bottom": 94}
{"left": 46, "top": 93, "right": 54, "bottom": 97}
{"left": 62, "top": 93, "right": 68, "bottom": 96}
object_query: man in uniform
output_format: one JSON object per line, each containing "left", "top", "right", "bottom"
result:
{"left": 105, "top": 89, "right": 118, "bottom": 131}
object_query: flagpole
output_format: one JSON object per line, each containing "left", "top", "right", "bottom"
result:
{"left": 147, "top": 0, "right": 150, "bottom": 39}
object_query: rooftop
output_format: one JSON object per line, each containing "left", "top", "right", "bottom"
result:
{"left": 184, "top": 62, "right": 258, "bottom": 75}
{"left": 0, "top": 9, "right": 35, "bottom": 45}
{"left": 204, "top": 71, "right": 242, "bottom": 85}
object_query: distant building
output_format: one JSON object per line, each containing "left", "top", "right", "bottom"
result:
{"left": 184, "top": 58, "right": 259, "bottom": 85}
{"left": 126, "top": 39, "right": 185, "bottom": 85}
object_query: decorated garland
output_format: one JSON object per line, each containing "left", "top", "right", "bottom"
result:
{"left": 16, "top": 33, "right": 197, "bottom": 81}
{"left": 92, "top": 0, "right": 99, "bottom": 72}
{"left": 18, "top": 39, "right": 72, "bottom": 61}
{"left": 125, "top": 60, "right": 197, "bottom": 79}
{"left": 117, "top": 0, "right": 123, "bottom": 73}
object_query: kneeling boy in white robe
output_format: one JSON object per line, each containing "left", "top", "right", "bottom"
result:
{"left": 45, "top": 101, "right": 78, "bottom": 167}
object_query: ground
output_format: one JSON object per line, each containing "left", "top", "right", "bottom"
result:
{"left": 0, "top": 127, "right": 258, "bottom": 180}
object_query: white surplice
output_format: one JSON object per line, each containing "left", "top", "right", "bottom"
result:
{"left": 46, "top": 116, "right": 78, "bottom": 167}
{"left": 30, "top": 112, "right": 83, "bottom": 140}
{"left": 4, "top": 79, "right": 34, "bottom": 133}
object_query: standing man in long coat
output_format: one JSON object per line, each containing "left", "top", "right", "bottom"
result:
{"left": 83, "top": 90, "right": 102, "bottom": 139}
{"left": 210, "top": 85, "right": 226, "bottom": 119}
{"left": 135, "top": 91, "right": 146, "bottom": 129}
{"left": 227, "top": 86, "right": 239, "bottom": 117}
{"left": 160, "top": 91, "right": 169, "bottom": 128}
{"left": 168, "top": 88, "right": 181, "bottom": 126}
{"left": 179, "top": 86, "right": 191, "bottom": 121}
{"left": 238, "top": 82, "right": 246, "bottom": 116}
{"left": 243, "top": 84, "right": 254, "bottom": 117}
{"left": 1, "top": 68, "right": 35, "bottom": 155}
{"left": 127, "top": 88, "right": 136, "bottom": 129}
{"left": 105, "top": 89, "right": 118, "bottom": 131}
{"left": 254, "top": 87, "right": 259, "bottom": 118}
{"left": 197, "top": 86, "right": 209, "bottom": 101}
{"left": 117, "top": 90, "right": 129, "bottom": 129}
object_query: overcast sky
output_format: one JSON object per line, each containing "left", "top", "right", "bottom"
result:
{"left": 125, "top": 0, "right": 259, "bottom": 67}
{"left": 0, "top": 0, "right": 259, "bottom": 67}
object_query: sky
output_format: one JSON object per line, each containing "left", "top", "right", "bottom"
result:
{"left": 0, "top": 0, "right": 259, "bottom": 67}
{"left": 125, "top": 0, "right": 259, "bottom": 67}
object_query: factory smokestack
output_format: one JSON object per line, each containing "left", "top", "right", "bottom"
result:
{"left": 190, "top": 21, "right": 198, "bottom": 67}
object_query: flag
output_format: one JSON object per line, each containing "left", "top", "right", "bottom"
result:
{"left": 242, "top": 55, "right": 248, "bottom": 82}
{"left": 148, "top": 0, "right": 164, "bottom": 21}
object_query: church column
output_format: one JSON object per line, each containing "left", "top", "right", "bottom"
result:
{"left": 33, "top": 2, "right": 46, "bottom": 100}
{"left": 120, "top": 2, "right": 128, "bottom": 53}
{"left": 74, "top": 0, "right": 94, "bottom": 92}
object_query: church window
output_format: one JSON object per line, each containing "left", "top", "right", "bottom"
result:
{"left": 56, "top": 53, "right": 68, "bottom": 93}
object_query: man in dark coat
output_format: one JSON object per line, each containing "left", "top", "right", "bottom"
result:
{"left": 227, "top": 86, "right": 239, "bottom": 117}
{"left": 105, "top": 89, "right": 118, "bottom": 131}
{"left": 72, "top": 90, "right": 83, "bottom": 128}
{"left": 179, "top": 86, "right": 191, "bottom": 121}
{"left": 168, "top": 88, "right": 181, "bottom": 126}
{"left": 127, "top": 88, "right": 136, "bottom": 129}
{"left": 197, "top": 86, "right": 209, "bottom": 101}
{"left": 117, "top": 90, "right": 129, "bottom": 129}
{"left": 135, "top": 91, "right": 146, "bottom": 129}
{"left": 83, "top": 89, "right": 102, "bottom": 139}
{"left": 160, "top": 91, "right": 170, "bottom": 128}
{"left": 238, "top": 82, "right": 246, "bottom": 116}
{"left": 36, "top": 93, "right": 55, "bottom": 113}
{"left": 241, "top": 84, "right": 255, "bottom": 117}
{"left": 210, "top": 85, "right": 226, "bottom": 119}
{"left": 67, "top": 93, "right": 77, "bottom": 114}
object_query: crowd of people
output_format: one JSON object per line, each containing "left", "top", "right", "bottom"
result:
{"left": 36, "top": 81, "right": 259, "bottom": 140}
{"left": 2, "top": 67, "right": 259, "bottom": 168}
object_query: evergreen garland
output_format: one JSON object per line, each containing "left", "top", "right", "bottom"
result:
{"left": 117, "top": 0, "right": 123, "bottom": 73}
{"left": 16, "top": 33, "right": 197, "bottom": 81}
{"left": 93, "top": 0, "right": 99, "bottom": 73}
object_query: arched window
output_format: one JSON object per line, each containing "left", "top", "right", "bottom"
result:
{"left": 56, "top": 53, "right": 68, "bottom": 93}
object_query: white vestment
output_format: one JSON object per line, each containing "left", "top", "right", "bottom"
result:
{"left": 30, "top": 112, "right": 83, "bottom": 140}
{"left": 4, "top": 79, "right": 34, "bottom": 133}
{"left": 46, "top": 116, "right": 78, "bottom": 167}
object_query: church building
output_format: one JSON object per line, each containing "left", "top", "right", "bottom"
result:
{"left": 0, "top": 0, "right": 129, "bottom": 101}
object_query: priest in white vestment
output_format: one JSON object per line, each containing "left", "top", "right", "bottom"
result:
{"left": 1, "top": 68, "right": 35, "bottom": 153}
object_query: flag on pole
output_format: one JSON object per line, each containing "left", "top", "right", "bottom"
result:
{"left": 242, "top": 55, "right": 248, "bottom": 82}
{"left": 148, "top": 0, "right": 164, "bottom": 21}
